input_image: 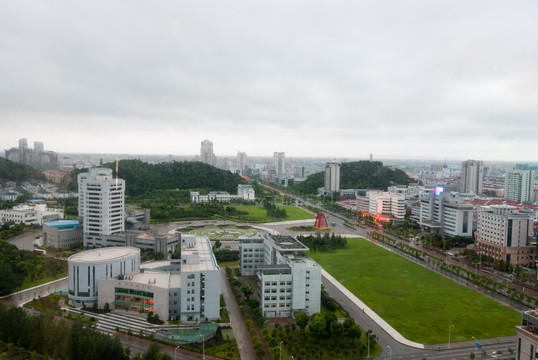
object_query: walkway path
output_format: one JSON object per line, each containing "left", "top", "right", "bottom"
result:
{"left": 220, "top": 268, "right": 256, "bottom": 360}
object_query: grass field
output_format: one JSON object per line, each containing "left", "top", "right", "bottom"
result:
{"left": 230, "top": 205, "right": 315, "bottom": 222}
{"left": 309, "top": 238, "right": 520, "bottom": 344}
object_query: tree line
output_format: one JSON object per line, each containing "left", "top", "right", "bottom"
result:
{"left": 67, "top": 159, "right": 244, "bottom": 197}
{"left": 290, "top": 160, "right": 413, "bottom": 195}
{"left": 297, "top": 233, "right": 347, "bottom": 252}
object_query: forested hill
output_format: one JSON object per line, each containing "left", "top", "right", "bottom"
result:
{"left": 0, "top": 157, "right": 46, "bottom": 183}
{"left": 68, "top": 159, "right": 245, "bottom": 196}
{"left": 290, "top": 161, "right": 413, "bottom": 195}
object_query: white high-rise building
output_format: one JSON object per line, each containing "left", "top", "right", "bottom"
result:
{"left": 200, "top": 139, "right": 215, "bottom": 166}
{"left": 504, "top": 169, "right": 535, "bottom": 203}
{"left": 324, "top": 162, "right": 340, "bottom": 192}
{"left": 78, "top": 168, "right": 125, "bottom": 244}
{"left": 273, "top": 152, "right": 285, "bottom": 175}
{"left": 460, "top": 160, "right": 483, "bottom": 194}
{"left": 237, "top": 151, "right": 247, "bottom": 175}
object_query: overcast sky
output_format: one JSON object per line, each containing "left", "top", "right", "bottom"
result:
{"left": 1, "top": 1, "right": 537, "bottom": 161}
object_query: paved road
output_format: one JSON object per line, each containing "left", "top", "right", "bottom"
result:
{"left": 7, "top": 229, "right": 42, "bottom": 250}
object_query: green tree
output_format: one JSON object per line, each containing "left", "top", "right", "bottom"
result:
{"left": 241, "top": 285, "right": 253, "bottom": 301}
{"left": 295, "top": 311, "right": 309, "bottom": 331}
{"left": 309, "top": 313, "right": 327, "bottom": 336}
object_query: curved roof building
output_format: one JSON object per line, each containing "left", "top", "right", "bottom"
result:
{"left": 68, "top": 247, "right": 140, "bottom": 306}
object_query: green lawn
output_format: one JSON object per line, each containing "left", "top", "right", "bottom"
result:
{"left": 309, "top": 238, "right": 520, "bottom": 344}
{"left": 231, "top": 205, "right": 315, "bottom": 222}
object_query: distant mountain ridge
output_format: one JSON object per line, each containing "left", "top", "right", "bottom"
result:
{"left": 68, "top": 159, "right": 245, "bottom": 196}
{"left": 291, "top": 160, "right": 413, "bottom": 194}
{"left": 0, "top": 157, "right": 46, "bottom": 183}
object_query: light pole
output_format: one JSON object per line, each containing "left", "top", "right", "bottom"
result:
{"left": 387, "top": 345, "right": 392, "bottom": 360}
{"left": 472, "top": 336, "right": 477, "bottom": 360}
{"left": 174, "top": 345, "right": 179, "bottom": 360}
{"left": 367, "top": 332, "right": 375, "bottom": 358}
{"left": 201, "top": 335, "right": 205, "bottom": 360}
{"left": 448, "top": 324, "right": 454, "bottom": 349}
{"left": 279, "top": 341, "right": 283, "bottom": 360}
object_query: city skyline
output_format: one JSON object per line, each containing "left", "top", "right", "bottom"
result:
{"left": 1, "top": 1, "right": 538, "bottom": 161}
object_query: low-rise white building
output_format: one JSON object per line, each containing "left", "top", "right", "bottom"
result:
{"left": 239, "top": 233, "right": 322, "bottom": 318}
{"left": 0, "top": 203, "right": 63, "bottom": 225}
{"left": 190, "top": 184, "right": 256, "bottom": 203}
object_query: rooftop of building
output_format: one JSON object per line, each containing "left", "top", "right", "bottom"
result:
{"left": 124, "top": 270, "right": 181, "bottom": 290}
{"left": 44, "top": 219, "right": 81, "bottom": 229}
{"left": 68, "top": 247, "right": 140, "bottom": 263}
{"left": 181, "top": 235, "right": 220, "bottom": 272}
{"left": 265, "top": 234, "right": 308, "bottom": 251}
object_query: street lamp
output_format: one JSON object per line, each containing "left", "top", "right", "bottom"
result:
{"left": 279, "top": 341, "right": 283, "bottom": 360}
{"left": 387, "top": 345, "right": 392, "bottom": 360}
{"left": 472, "top": 336, "right": 477, "bottom": 360}
{"left": 367, "top": 332, "right": 375, "bottom": 358}
{"left": 174, "top": 345, "right": 179, "bottom": 360}
{"left": 448, "top": 325, "right": 454, "bottom": 349}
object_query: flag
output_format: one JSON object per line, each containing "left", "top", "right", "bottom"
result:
{"left": 476, "top": 343, "right": 482, "bottom": 349}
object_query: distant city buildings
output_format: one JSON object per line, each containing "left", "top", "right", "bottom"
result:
{"left": 4, "top": 138, "right": 58, "bottom": 170}
{"left": 239, "top": 233, "right": 321, "bottom": 318}
{"left": 324, "top": 162, "right": 340, "bottom": 193}
{"left": 460, "top": 160, "right": 484, "bottom": 194}
{"left": 200, "top": 139, "right": 215, "bottom": 166}
{"left": 505, "top": 169, "right": 535, "bottom": 203}
{"left": 475, "top": 205, "right": 535, "bottom": 267}
{"left": 273, "top": 152, "right": 285, "bottom": 175}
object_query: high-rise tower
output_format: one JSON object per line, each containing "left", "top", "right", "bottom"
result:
{"left": 237, "top": 151, "right": 247, "bottom": 175}
{"left": 324, "top": 162, "right": 340, "bottom": 192}
{"left": 200, "top": 139, "right": 215, "bottom": 166}
{"left": 460, "top": 160, "right": 484, "bottom": 194}
{"left": 78, "top": 168, "right": 125, "bottom": 242}
{"left": 273, "top": 152, "right": 285, "bottom": 175}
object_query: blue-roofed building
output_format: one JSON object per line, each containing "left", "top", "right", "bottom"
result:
{"left": 43, "top": 219, "right": 83, "bottom": 249}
